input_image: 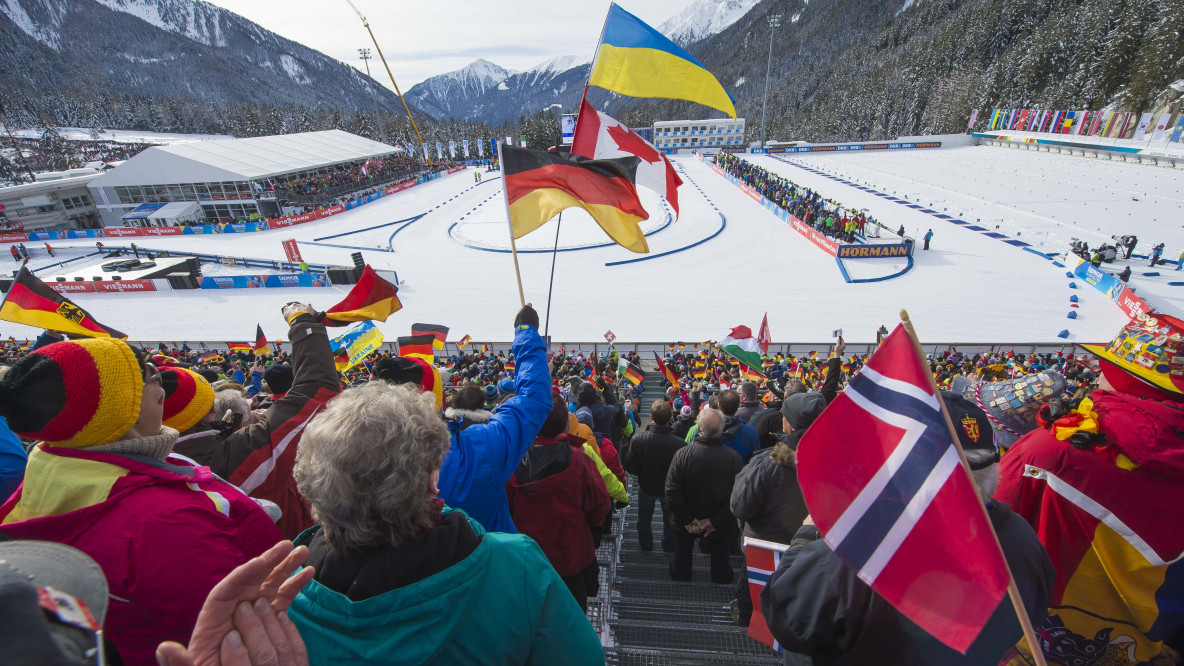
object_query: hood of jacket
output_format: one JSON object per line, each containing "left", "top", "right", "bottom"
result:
{"left": 511, "top": 436, "right": 576, "bottom": 493}
{"left": 444, "top": 408, "right": 492, "bottom": 427}
{"left": 723, "top": 416, "right": 746, "bottom": 439}
{"left": 1092, "top": 390, "right": 1184, "bottom": 479}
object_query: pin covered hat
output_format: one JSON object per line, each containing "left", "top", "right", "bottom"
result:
{"left": 1080, "top": 313, "right": 1184, "bottom": 400}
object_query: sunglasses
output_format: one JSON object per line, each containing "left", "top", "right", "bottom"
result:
{"left": 143, "top": 362, "right": 161, "bottom": 386}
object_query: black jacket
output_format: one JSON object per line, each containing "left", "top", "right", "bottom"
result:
{"left": 736, "top": 400, "right": 763, "bottom": 424}
{"left": 760, "top": 501, "right": 1055, "bottom": 666}
{"left": 665, "top": 436, "right": 744, "bottom": 530}
{"left": 622, "top": 423, "right": 685, "bottom": 497}
{"left": 729, "top": 443, "right": 807, "bottom": 543}
{"left": 584, "top": 401, "right": 624, "bottom": 445}
{"left": 671, "top": 416, "right": 695, "bottom": 440}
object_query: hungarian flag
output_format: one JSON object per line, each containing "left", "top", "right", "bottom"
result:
{"left": 720, "top": 325, "right": 764, "bottom": 375}
{"left": 654, "top": 351, "right": 679, "bottom": 386}
{"left": 253, "top": 324, "right": 268, "bottom": 354}
{"left": 500, "top": 144, "right": 650, "bottom": 253}
{"left": 321, "top": 266, "right": 402, "bottom": 327}
{"left": 622, "top": 362, "right": 644, "bottom": 387}
{"left": 412, "top": 323, "right": 449, "bottom": 350}
{"left": 571, "top": 98, "right": 682, "bottom": 218}
{"left": 457, "top": 334, "right": 471, "bottom": 349}
{"left": 397, "top": 335, "right": 435, "bottom": 361}
{"left": 0, "top": 267, "right": 125, "bottom": 339}
{"left": 745, "top": 537, "right": 788, "bottom": 652}
{"left": 797, "top": 324, "right": 1010, "bottom": 653}
{"left": 227, "top": 343, "right": 252, "bottom": 353}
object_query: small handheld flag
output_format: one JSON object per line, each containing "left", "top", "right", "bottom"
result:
{"left": 397, "top": 335, "right": 435, "bottom": 361}
{"left": 654, "top": 351, "right": 679, "bottom": 386}
{"left": 411, "top": 323, "right": 449, "bottom": 350}
{"left": 253, "top": 324, "right": 269, "bottom": 354}
{"left": 227, "top": 343, "right": 252, "bottom": 353}
{"left": 622, "top": 362, "right": 644, "bottom": 387}
{"left": 457, "top": 334, "right": 471, "bottom": 349}
{"left": 0, "top": 266, "right": 125, "bottom": 339}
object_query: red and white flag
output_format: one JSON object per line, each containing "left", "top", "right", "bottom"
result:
{"left": 756, "top": 312, "right": 771, "bottom": 355}
{"left": 744, "top": 537, "right": 787, "bottom": 652}
{"left": 796, "top": 324, "right": 1010, "bottom": 654}
{"left": 571, "top": 97, "right": 682, "bottom": 218}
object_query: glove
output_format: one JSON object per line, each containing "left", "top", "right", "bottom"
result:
{"left": 514, "top": 303, "right": 539, "bottom": 330}
{"left": 614, "top": 501, "right": 629, "bottom": 511}
{"left": 282, "top": 302, "right": 316, "bottom": 325}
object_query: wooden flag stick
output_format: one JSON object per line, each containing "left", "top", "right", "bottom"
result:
{"left": 496, "top": 141, "right": 526, "bottom": 307}
{"left": 898, "top": 309, "right": 1048, "bottom": 666}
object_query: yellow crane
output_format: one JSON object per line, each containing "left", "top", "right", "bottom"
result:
{"left": 344, "top": 0, "right": 427, "bottom": 160}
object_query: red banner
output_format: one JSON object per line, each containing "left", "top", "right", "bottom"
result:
{"left": 282, "top": 239, "right": 302, "bottom": 263}
{"left": 0, "top": 232, "right": 25, "bottom": 244}
{"left": 1115, "top": 287, "right": 1152, "bottom": 321}
{"left": 101, "top": 227, "right": 145, "bottom": 237}
{"left": 93, "top": 279, "right": 156, "bottom": 293}
{"left": 447, "top": 165, "right": 465, "bottom": 174}
{"left": 140, "top": 226, "right": 183, "bottom": 236}
{"left": 48, "top": 281, "right": 97, "bottom": 294}
{"left": 790, "top": 215, "right": 839, "bottom": 256}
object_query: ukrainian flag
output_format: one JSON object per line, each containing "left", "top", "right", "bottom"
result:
{"left": 589, "top": 3, "right": 736, "bottom": 119}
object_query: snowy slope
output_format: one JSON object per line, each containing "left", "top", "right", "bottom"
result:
{"left": 405, "top": 59, "right": 518, "bottom": 121}
{"left": 659, "top": 0, "right": 761, "bottom": 46}
{"left": 2, "top": 148, "right": 1159, "bottom": 346}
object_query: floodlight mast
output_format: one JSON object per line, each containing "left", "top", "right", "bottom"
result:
{"left": 345, "top": 0, "right": 427, "bottom": 159}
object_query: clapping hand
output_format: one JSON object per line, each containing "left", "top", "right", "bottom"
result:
{"left": 156, "top": 540, "right": 315, "bottom": 666}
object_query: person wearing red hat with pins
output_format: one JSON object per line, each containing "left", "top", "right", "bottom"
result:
{"left": 995, "top": 313, "right": 1184, "bottom": 666}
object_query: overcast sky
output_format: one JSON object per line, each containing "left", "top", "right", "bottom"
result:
{"left": 203, "top": 0, "right": 698, "bottom": 89}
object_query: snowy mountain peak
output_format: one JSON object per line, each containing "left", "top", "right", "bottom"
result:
{"left": 528, "top": 54, "right": 592, "bottom": 77}
{"left": 90, "top": 0, "right": 230, "bottom": 47}
{"left": 442, "top": 58, "right": 518, "bottom": 85}
{"left": 406, "top": 58, "right": 519, "bottom": 121}
{"left": 659, "top": 0, "right": 761, "bottom": 46}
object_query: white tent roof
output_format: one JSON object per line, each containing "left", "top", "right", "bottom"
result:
{"left": 89, "top": 130, "right": 400, "bottom": 188}
{"left": 148, "top": 201, "right": 202, "bottom": 220}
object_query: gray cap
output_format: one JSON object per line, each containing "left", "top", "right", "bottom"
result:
{"left": 780, "top": 392, "right": 827, "bottom": 431}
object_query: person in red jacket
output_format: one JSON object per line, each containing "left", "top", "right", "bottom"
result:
{"left": 508, "top": 393, "right": 611, "bottom": 611}
{"left": 995, "top": 314, "right": 1184, "bottom": 666}
{"left": 0, "top": 338, "right": 280, "bottom": 665}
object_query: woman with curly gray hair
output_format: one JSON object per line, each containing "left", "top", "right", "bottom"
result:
{"left": 286, "top": 381, "right": 604, "bottom": 665}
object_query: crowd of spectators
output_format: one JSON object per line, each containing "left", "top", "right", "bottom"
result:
{"left": 0, "top": 302, "right": 1180, "bottom": 666}
{"left": 716, "top": 152, "right": 893, "bottom": 242}
{"left": 271, "top": 155, "right": 423, "bottom": 200}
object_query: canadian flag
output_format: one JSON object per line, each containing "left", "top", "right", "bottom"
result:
{"left": 571, "top": 98, "right": 682, "bottom": 218}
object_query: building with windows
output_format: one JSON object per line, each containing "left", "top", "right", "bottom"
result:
{"left": 652, "top": 118, "right": 746, "bottom": 153}
{"left": 87, "top": 130, "right": 405, "bottom": 227}
{"left": 0, "top": 172, "right": 104, "bottom": 232}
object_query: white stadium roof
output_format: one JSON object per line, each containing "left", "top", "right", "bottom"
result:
{"left": 89, "top": 130, "right": 400, "bottom": 187}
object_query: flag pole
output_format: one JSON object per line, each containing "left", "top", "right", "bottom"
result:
{"left": 898, "top": 309, "right": 1048, "bottom": 666}
{"left": 496, "top": 141, "right": 526, "bottom": 307}
{"left": 543, "top": 211, "right": 563, "bottom": 337}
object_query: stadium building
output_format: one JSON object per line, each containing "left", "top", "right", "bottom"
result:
{"left": 87, "top": 130, "right": 407, "bottom": 227}
{"left": 652, "top": 118, "right": 746, "bottom": 153}
{"left": 0, "top": 172, "right": 104, "bottom": 233}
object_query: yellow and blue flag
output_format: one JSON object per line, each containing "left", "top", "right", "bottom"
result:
{"left": 589, "top": 3, "right": 736, "bottom": 118}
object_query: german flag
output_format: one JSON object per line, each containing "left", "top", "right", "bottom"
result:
{"left": 333, "top": 347, "right": 350, "bottom": 371}
{"left": 200, "top": 351, "right": 222, "bottom": 363}
{"left": 501, "top": 145, "right": 650, "bottom": 253}
{"left": 504, "top": 360, "right": 516, "bottom": 375}
{"left": 412, "top": 323, "right": 449, "bottom": 350}
{"left": 0, "top": 267, "right": 125, "bottom": 338}
{"left": 397, "top": 334, "right": 435, "bottom": 361}
{"left": 227, "top": 343, "right": 252, "bottom": 352}
{"left": 692, "top": 367, "right": 707, "bottom": 380}
{"left": 322, "top": 266, "right": 402, "bottom": 327}
{"left": 253, "top": 324, "right": 269, "bottom": 354}
{"left": 457, "top": 334, "right": 471, "bottom": 349}
{"left": 481, "top": 344, "right": 489, "bottom": 353}
{"left": 654, "top": 351, "right": 679, "bottom": 386}
{"left": 622, "top": 362, "right": 645, "bottom": 386}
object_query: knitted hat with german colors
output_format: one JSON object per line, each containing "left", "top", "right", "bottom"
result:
{"left": 160, "top": 368, "right": 215, "bottom": 432}
{"left": 0, "top": 338, "right": 143, "bottom": 448}
{"left": 1080, "top": 312, "right": 1184, "bottom": 401}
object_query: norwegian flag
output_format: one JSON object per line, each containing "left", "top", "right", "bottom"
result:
{"left": 744, "top": 537, "right": 786, "bottom": 652}
{"left": 796, "top": 324, "right": 1010, "bottom": 654}
{"left": 571, "top": 97, "right": 682, "bottom": 218}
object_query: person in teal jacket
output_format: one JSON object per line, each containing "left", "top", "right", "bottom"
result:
{"left": 290, "top": 379, "right": 603, "bottom": 665}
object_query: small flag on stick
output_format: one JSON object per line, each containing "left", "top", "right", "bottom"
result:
{"left": 321, "top": 266, "right": 402, "bottom": 327}
{"left": 253, "top": 324, "right": 269, "bottom": 354}
{"left": 412, "top": 323, "right": 449, "bottom": 350}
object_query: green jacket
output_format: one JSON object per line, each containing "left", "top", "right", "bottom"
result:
{"left": 288, "top": 510, "right": 605, "bottom": 665}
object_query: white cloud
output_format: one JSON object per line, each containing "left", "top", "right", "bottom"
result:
{"left": 204, "top": 0, "right": 697, "bottom": 88}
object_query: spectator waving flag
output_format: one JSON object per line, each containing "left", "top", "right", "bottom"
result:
{"left": 745, "top": 537, "right": 787, "bottom": 652}
{"left": 796, "top": 320, "right": 1013, "bottom": 654}
{"left": 252, "top": 324, "right": 268, "bottom": 354}
{"left": 457, "top": 334, "right": 471, "bottom": 349}
{"left": 0, "top": 266, "right": 125, "bottom": 339}
{"left": 720, "top": 325, "right": 763, "bottom": 376}
{"left": 588, "top": 3, "right": 736, "bottom": 118}
{"left": 320, "top": 266, "right": 402, "bottom": 327}
{"left": 654, "top": 351, "right": 679, "bottom": 386}
{"left": 571, "top": 98, "right": 682, "bottom": 218}
{"left": 411, "top": 323, "right": 449, "bottom": 350}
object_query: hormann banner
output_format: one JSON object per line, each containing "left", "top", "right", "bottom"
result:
{"left": 772, "top": 141, "right": 942, "bottom": 154}
{"left": 837, "top": 243, "right": 913, "bottom": 258}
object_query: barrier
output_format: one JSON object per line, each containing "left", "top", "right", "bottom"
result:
{"left": 199, "top": 273, "right": 331, "bottom": 289}
{"left": 46, "top": 278, "right": 158, "bottom": 295}
{"left": 1070, "top": 256, "right": 1154, "bottom": 321}
{"left": 771, "top": 141, "right": 942, "bottom": 154}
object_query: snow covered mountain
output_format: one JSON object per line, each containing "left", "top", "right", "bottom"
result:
{"left": 0, "top": 0, "right": 414, "bottom": 113}
{"left": 405, "top": 59, "right": 518, "bottom": 121}
{"left": 659, "top": 0, "right": 762, "bottom": 46}
{"left": 408, "top": 54, "right": 593, "bottom": 124}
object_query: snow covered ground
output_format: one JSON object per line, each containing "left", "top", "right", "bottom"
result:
{"left": 1, "top": 126, "right": 232, "bottom": 145}
{"left": 5, "top": 145, "right": 1175, "bottom": 345}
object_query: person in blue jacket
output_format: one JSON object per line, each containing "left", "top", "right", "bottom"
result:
{"left": 0, "top": 416, "right": 27, "bottom": 503}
